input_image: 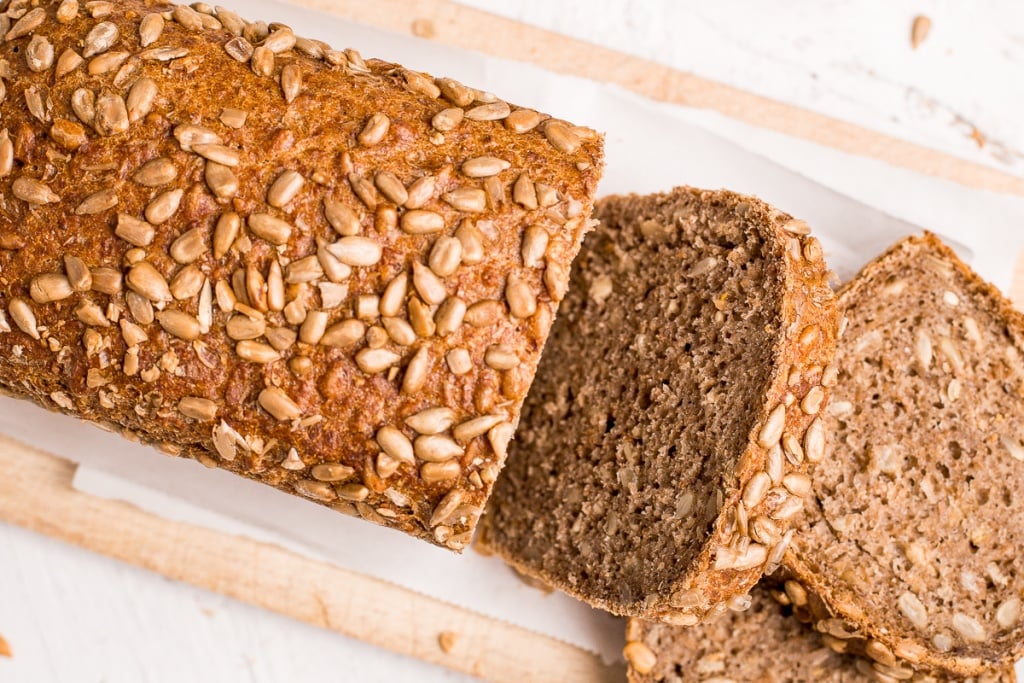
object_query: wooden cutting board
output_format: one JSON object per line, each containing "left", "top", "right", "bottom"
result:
{"left": 1, "top": 2, "right": 1022, "bottom": 681}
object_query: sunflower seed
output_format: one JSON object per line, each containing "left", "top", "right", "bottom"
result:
{"left": 259, "top": 387, "right": 302, "bottom": 421}
{"left": 505, "top": 274, "right": 537, "bottom": 318}
{"left": 488, "top": 422, "right": 515, "bottom": 460}
{"left": 326, "top": 236, "right": 383, "bottom": 267}
{"left": 170, "top": 265, "right": 203, "bottom": 300}
{"left": 75, "top": 188, "right": 117, "bottom": 215}
{"left": 283, "top": 255, "right": 322, "bottom": 284}
{"left": 157, "top": 309, "right": 201, "bottom": 341}
{"left": 782, "top": 472, "right": 812, "bottom": 498}
{"left": 23, "top": 86, "right": 46, "bottom": 122}
{"left": 402, "top": 346, "right": 430, "bottom": 393}
{"left": 139, "top": 44, "right": 188, "bottom": 62}
{"left": 279, "top": 63, "right": 302, "bottom": 103}
{"left": 379, "top": 273, "right": 408, "bottom": 318}
{"left": 142, "top": 188, "right": 182, "bottom": 225}
{"left": 804, "top": 417, "right": 825, "bottom": 463}
{"left": 174, "top": 124, "right": 221, "bottom": 151}
{"left": 220, "top": 107, "right": 248, "bottom": 129}
{"left": 88, "top": 50, "right": 128, "bottom": 75}
{"left": 126, "top": 291, "right": 154, "bottom": 324}
{"left": 465, "top": 300, "right": 504, "bottom": 327}
{"left": 379, "top": 317, "right": 413, "bottom": 346}
{"left": 996, "top": 598, "right": 1021, "bottom": 628}
{"left": 25, "top": 34, "right": 53, "bottom": 72}
{"left": 406, "top": 407, "right": 456, "bottom": 435}
{"left": 225, "top": 314, "right": 266, "bottom": 341}
{"left": 6, "top": 8, "right": 46, "bottom": 41}
{"left": 374, "top": 171, "right": 408, "bottom": 205}
{"left": 462, "top": 156, "right": 511, "bottom": 178}
{"left": 12, "top": 177, "right": 59, "bottom": 205}
{"left": 0, "top": 133, "right": 11, "bottom": 177}
{"left": 29, "top": 273, "right": 73, "bottom": 304}
{"left": 743, "top": 472, "right": 771, "bottom": 508}
{"left": 429, "top": 298, "right": 465, "bottom": 338}
{"left": 178, "top": 397, "right": 217, "bottom": 422}
{"left": 138, "top": 12, "right": 164, "bottom": 46}
{"left": 133, "top": 158, "right": 177, "bottom": 186}
{"left": 74, "top": 300, "right": 107, "bottom": 327}
{"left": 120, "top": 78, "right": 158, "bottom": 125}
{"left": 424, "top": 237, "right": 463, "bottom": 278}
{"left": 758, "top": 404, "right": 786, "bottom": 448}
{"left": 400, "top": 208, "right": 445, "bottom": 235}
{"left": 263, "top": 27, "right": 296, "bottom": 53}
{"left": 511, "top": 174, "right": 538, "bottom": 211}
{"left": 801, "top": 386, "right": 825, "bottom": 415}
{"left": 323, "top": 195, "right": 360, "bottom": 235}
{"left": 126, "top": 262, "right": 171, "bottom": 303}
{"left": 248, "top": 214, "right": 292, "bottom": 245}
{"left": 90, "top": 267, "right": 122, "bottom": 295}
{"left": 205, "top": 162, "right": 238, "bottom": 198}
{"left": 119, "top": 317, "right": 148, "bottom": 346}
{"left": 309, "top": 463, "right": 355, "bottom": 483}
{"left": 506, "top": 108, "right": 543, "bottom": 133}
{"left": 414, "top": 434, "right": 463, "bottom": 462}
{"left": 167, "top": 227, "right": 205, "bottom": 265}
{"left": 320, "top": 319, "right": 365, "bottom": 348}
{"left": 55, "top": 0, "right": 78, "bottom": 24}
{"left": 233, "top": 340, "right": 279, "bottom": 364}
{"left": 420, "top": 460, "right": 461, "bottom": 484}
{"left": 63, "top": 256, "right": 92, "bottom": 292}
{"left": 297, "top": 310, "right": 327, "bottom": 345}
{"left": 543, "top": 120, "right": 580, "bottom": 153}
{"left": 373, "top": 426, "right": 414, "bottom": 465}
{"left": 358, "top": 113, "right": 390, "bottom": 147}
{"left": 402, "top": 69, "right": 440, "bottom": 98}
{"left": 8, "top": 298, "right": 38, "bottom": 339}
{"left": 115, "top": 213, "right": 155, "bottom": 246}
{"left": 403, "top": 175, "right": 436, "bottom": 209}
{"left": 465, "top": 101, "right": 510, "bottom": 121}
{"left": 442, "top": 188, "right": 486, "bottom": 213}
{"left": 484, "top": 345, "right": 520, "bottom": 371}
{"left": 190, "top": 143, "right": 238, "bottom": 168}
{"left": 454, "top": 222, "right": 485, "bottom": 264}
{"left": 69, "top": 88, "right": 95, "bottom": 126}
{"left": 410, "top": 261, "right": 446, "bottom": 305}
{"left": 951, "top": 613, "right": 986, "bottom": 643}
{"left": 265, "top": 169, "right": 304, "bottom": 208}
{"left": 92, "top": 90, "right": 128, "bottom": 134}
{"left": 432, "top": 107, "right": 463, "bottom": 132}
{"left": 519, "top": 226, "right": 550, "bottom": 268}
{"left": 212, "top": 212, "right": 240, "bottom": 259}
{"left": 356, "top": 348, "right": 401, "bottom": 374}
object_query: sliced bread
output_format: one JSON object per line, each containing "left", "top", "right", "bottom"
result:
{"left": 785, "top": 234, "right": 1024, "bottom": 675}
{"left": 625, "top": 586, "right": 1016, "bottom": 683}
{"left": 480, "top": 188, "right": 838, "bottom": 622}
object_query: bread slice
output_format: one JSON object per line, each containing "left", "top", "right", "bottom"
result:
{"left": 624, "top": 586, "right": 1017, "bottom": 683}
{"left": 785, "top": 234, "right": 1024, "bottom": 675}
{"left": 0, "top": 1, "right": 603, "bottom": 550}
{"left": 480, "top": 188, "right": 838, "bottom": 621}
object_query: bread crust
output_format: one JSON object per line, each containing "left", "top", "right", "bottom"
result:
{"left": 481, "top": 187, "right": 838, "bottom": 621}
{"left": 784, "top": 233, "right": 1024, "bottom": 676}
{"left": 0, "top": 1, "right": 602, "bottom": 549}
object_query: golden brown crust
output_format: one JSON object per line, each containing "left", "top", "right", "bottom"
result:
{"left": 0, "top": 1, "right": 603, "bottom": 549}
{"left": 480, "top": 187, "right": 838, "bottom": 620}
{"left": 784, "top": 232, "right": 1024, "bottom": 676}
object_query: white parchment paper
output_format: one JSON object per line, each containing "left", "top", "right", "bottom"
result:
{"left": 2, "top": 0, "right": 1024, "bottom": 666}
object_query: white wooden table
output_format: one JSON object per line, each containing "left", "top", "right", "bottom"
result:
{"left": 3, "top": 2, "right": 1022, "bottom": 681}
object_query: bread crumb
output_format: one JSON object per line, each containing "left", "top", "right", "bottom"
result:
{"left": 970, "top": 127, "right": 986, "bottom": 148}
{"left": 411, "top": 18, "right": 436, "bottom": 39}
{"left": 911, "top": 15, "right": 931, "bottom": 49}
{"left": 0, "top": 633, "right": 11, "bottom": 658}
{"left": 438, "top": 630, "right": 458, "bottom": 654}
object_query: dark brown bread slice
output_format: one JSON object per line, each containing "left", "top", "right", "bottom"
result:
{"left": 785, "top": 234, "right": 1024, "bottom": 675}
{"left": 0, "top": 1, "right": 602, "bottom": 549}
{"left": 624, "top": 586, "right": 1017, "bottom": 683}
{"left": 481, "top": 188, "right": 838, "bottom": 621}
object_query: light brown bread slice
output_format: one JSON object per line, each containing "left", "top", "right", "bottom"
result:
{"left": 785, "top": 234, "right": 1024, "bottom": 675}
{"left": 624, "top": 586, "right": 1017, "bottom": 683}
{"left": 481, "top": 188, "right": 838, "bottom": 622}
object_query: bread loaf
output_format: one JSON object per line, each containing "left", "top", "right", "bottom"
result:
{"left": 785, "top": 234, "right": 1024, "bottom": 675}
{"left": 624, "top": 586, "right": 1017, "bottom": 683}
{"left": 0, "top": 0, "right": 603, "bottom": 549}
{"left": 480, "top": 188, "right": 837, "bottom": 621}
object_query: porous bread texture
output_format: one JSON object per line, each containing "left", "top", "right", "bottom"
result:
{"left": 625, "top": 586, "right": 1016, "bottom": 683}
{"left": 482, "top": 187, "right": 838, "bottom": 621}
{"left": 786, "top": 233, "right": 1024, "bottom": 675}
{"left": 0, "top": 0, "right": 603, "bottom": 549}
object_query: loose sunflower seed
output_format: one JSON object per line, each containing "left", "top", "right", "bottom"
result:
{"left": 64, "top": 255, "right": 92, "bottom": 291}
{"left": 412, "top": 261, "right": 447, "bottom": 305}
{"left": 401, "top": 209, "right": 445, "bottom": 235}
{"left": 453, "top": 415, "right": 505, "bottom": 443}
{"left": 355, "top": 348, "right": 401, "bottom": 374}
{"left": 465, "top": 101, "right": 510, "bottom": 121}
{"left": 248, "top": 214, "right": 292, "bottom": 245}
{"left": 157, "top": 309, "right": 202, "bottom": 341}
{"left": 169, "top": 227, "right": 206, "bottom": 264}
{"left": 379, "top": 273, "right": 408, "bottom": 318}
{"left": 267, "top": 170, "right": 304, "bottom": 208}
{"left": 280, "top": 63, "right": 302, "bottom": 103}
{"left": 90, "top": 267, "right": 122, "bottom": 295}
{"left": 462, "top": 156, "right": 511, "bottom": 178}
{"left": 133, "top": 157, "right": 177, "bottom": 186}
{"left": 126, "top": 291, "right": 154, "bottom": 324}
{"left": 442, "top": 188, "right": 486, "bottom": 213}
{"left": 226, "top": 314, "right": 266, "bottom": 341}
{"left": 285, "top": 255, "right": 323, "bottom": 283}
{"left": 6, "top": 8, "right": 46, "bottom": 41}
{"left": 414, "top": 434, "right": 463, "bottom": 462}
{"left": 12, "top": 177, "right": 59, "bottom": 205}
{"left": 299, "top": 310, "right": 328, "bottom": 344}
{"left": 170, "top": 265, "right": 204, "bottom": 300}
{"left": 429, "top": 236, "right": 462, "bottom": 277}
{"left": 521, "top": 226, "right": 549, "bottom": 267}
{"left": 513, "top": 174, "right": 538, "bottom": 210}
{"left": 375, "top": 171, "right": 408, "bottom": 205}
{"left": 434, "top": 297, "right": 466, "bottom": 338}
{"left": 324, "top": 195, "right": 360, "bottom": 235}
{"left": 115, "top": 213, "right": 155, "bottom": 246}
{"left": 75, "top": 300, "right": 108, "bottom": 327}
{"left": 174, "top": 124, "right": 221, "bottom": 152}
{"left": 404, "top": 175, "right": 436, "bottom": 209}
{"left": 145, "top": 188, "right": 183, "bottom": 225}
{"left": 327, "top": 236, "right": 383, "bottom": 267}
{"left": 465, "top": 300, "right": 504, "bottom": 327}
{"left": 140, "top": 46, "right": 189, "bottom": 62}
{"left": 432, "top": 107, "right": 463, "bottom": 132}
{"left": 543, "top": 120, "right": 581, "bottom": 153}
{"left": 382, "top": 317, "right": 415, "bottom": 346}
{"left": 193, "top": 143, "right": 240, "bottom": 167}
{"left": 311, "top": 463, "right": 355, "bottom": 483}
{"left": 93, "top": 91, "right": 129, "bottom": 136}
{"left": 88, "top": 50, "right": 128, "bottom": 75}
{"left": 8, "top": 298, "right": 39, "bottom": 339}
{"left": 484, "top": 345, "right": 519, "bottom": 370}
{"left": 506, "top": 108, "right": 543, "bottom": 133}
{"left": 205, "top": 161, "right": 239, "bottom": 198}
{"left": 321, "top": 319, "right": 365, "bottom": 347}
{"left": 30, "top": 273, "right": 73, "bottom": 304}
{"left": 126, "top": 261, "right": 171, "bottom": 304}
{"left": 25, "top": 35, "right": 54, "bottom": 72}
{"left": 213, "top": 212, "right": 241, "bottom": 258}
{"left": 220, "top": 107, "right": 248, "bottom": 129}
{"left": 139, "top": 12, "right": 164, "bottom": 47}
{"left": 259, "top": 387, "right": 302, "bottom": 421}
{"left": 56, "top": 0, "right": 79, "bottom": 24}
{"left": 75, "top": 188, "right": 118, "bottom": 215}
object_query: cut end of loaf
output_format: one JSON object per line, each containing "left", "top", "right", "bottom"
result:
{"left": 482, "top": 187, "right": 837, "bottom": 618}
{"left": 790, "top": 233, "right": 1024, "bottom": 674}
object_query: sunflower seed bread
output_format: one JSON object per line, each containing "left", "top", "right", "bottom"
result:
{"left": 480, "top": 188, "right": 838, "bottom": 621}
{"left": 785, "top": 234, "right": 1024, "bottom": 675}
{"left": 0, "top": 0, "right": 603, "bottom": 549}
{"left": 624, "top": 586, "right": 1017, "bottom": 683}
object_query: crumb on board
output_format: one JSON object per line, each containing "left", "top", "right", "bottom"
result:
{"left": 0, "top": 633, "right": 11, "bottom": 658}
{"left": 911, "top": 15, "right": 932, "bottom": 49}
{"left": 438, "top": 630, "right": 459, "bottom": 654}
{"left": 411, "top": 18, "right": 437, "bottom": 39}
{"left": 970, "top": 127, "right": 986, "bottom": 148}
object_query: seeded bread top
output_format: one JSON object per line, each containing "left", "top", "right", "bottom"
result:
{"left": 0, "top": 0, "right": 602, "bottom": 549}
{"left": 481, "top": 188, "right": 837, "bottom": 621}
{"left": 786, "top": 234, "right": 1024, "bottom": 673}
{"left": 625, "top": 586, "right": 1016, "bottom": 683}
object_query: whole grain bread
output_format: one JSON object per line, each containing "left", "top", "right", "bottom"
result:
{"left": 625, "top": 585, "right": 1017, "bottom": 683}
{"left": 785, "top": 234, "right": 1024, "bottom": 675}
{"left": 480, "top": 188, "right": 837, "bottom": 622}
{"left": 0, "top": 0, "right": 603, "bottom": 549}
